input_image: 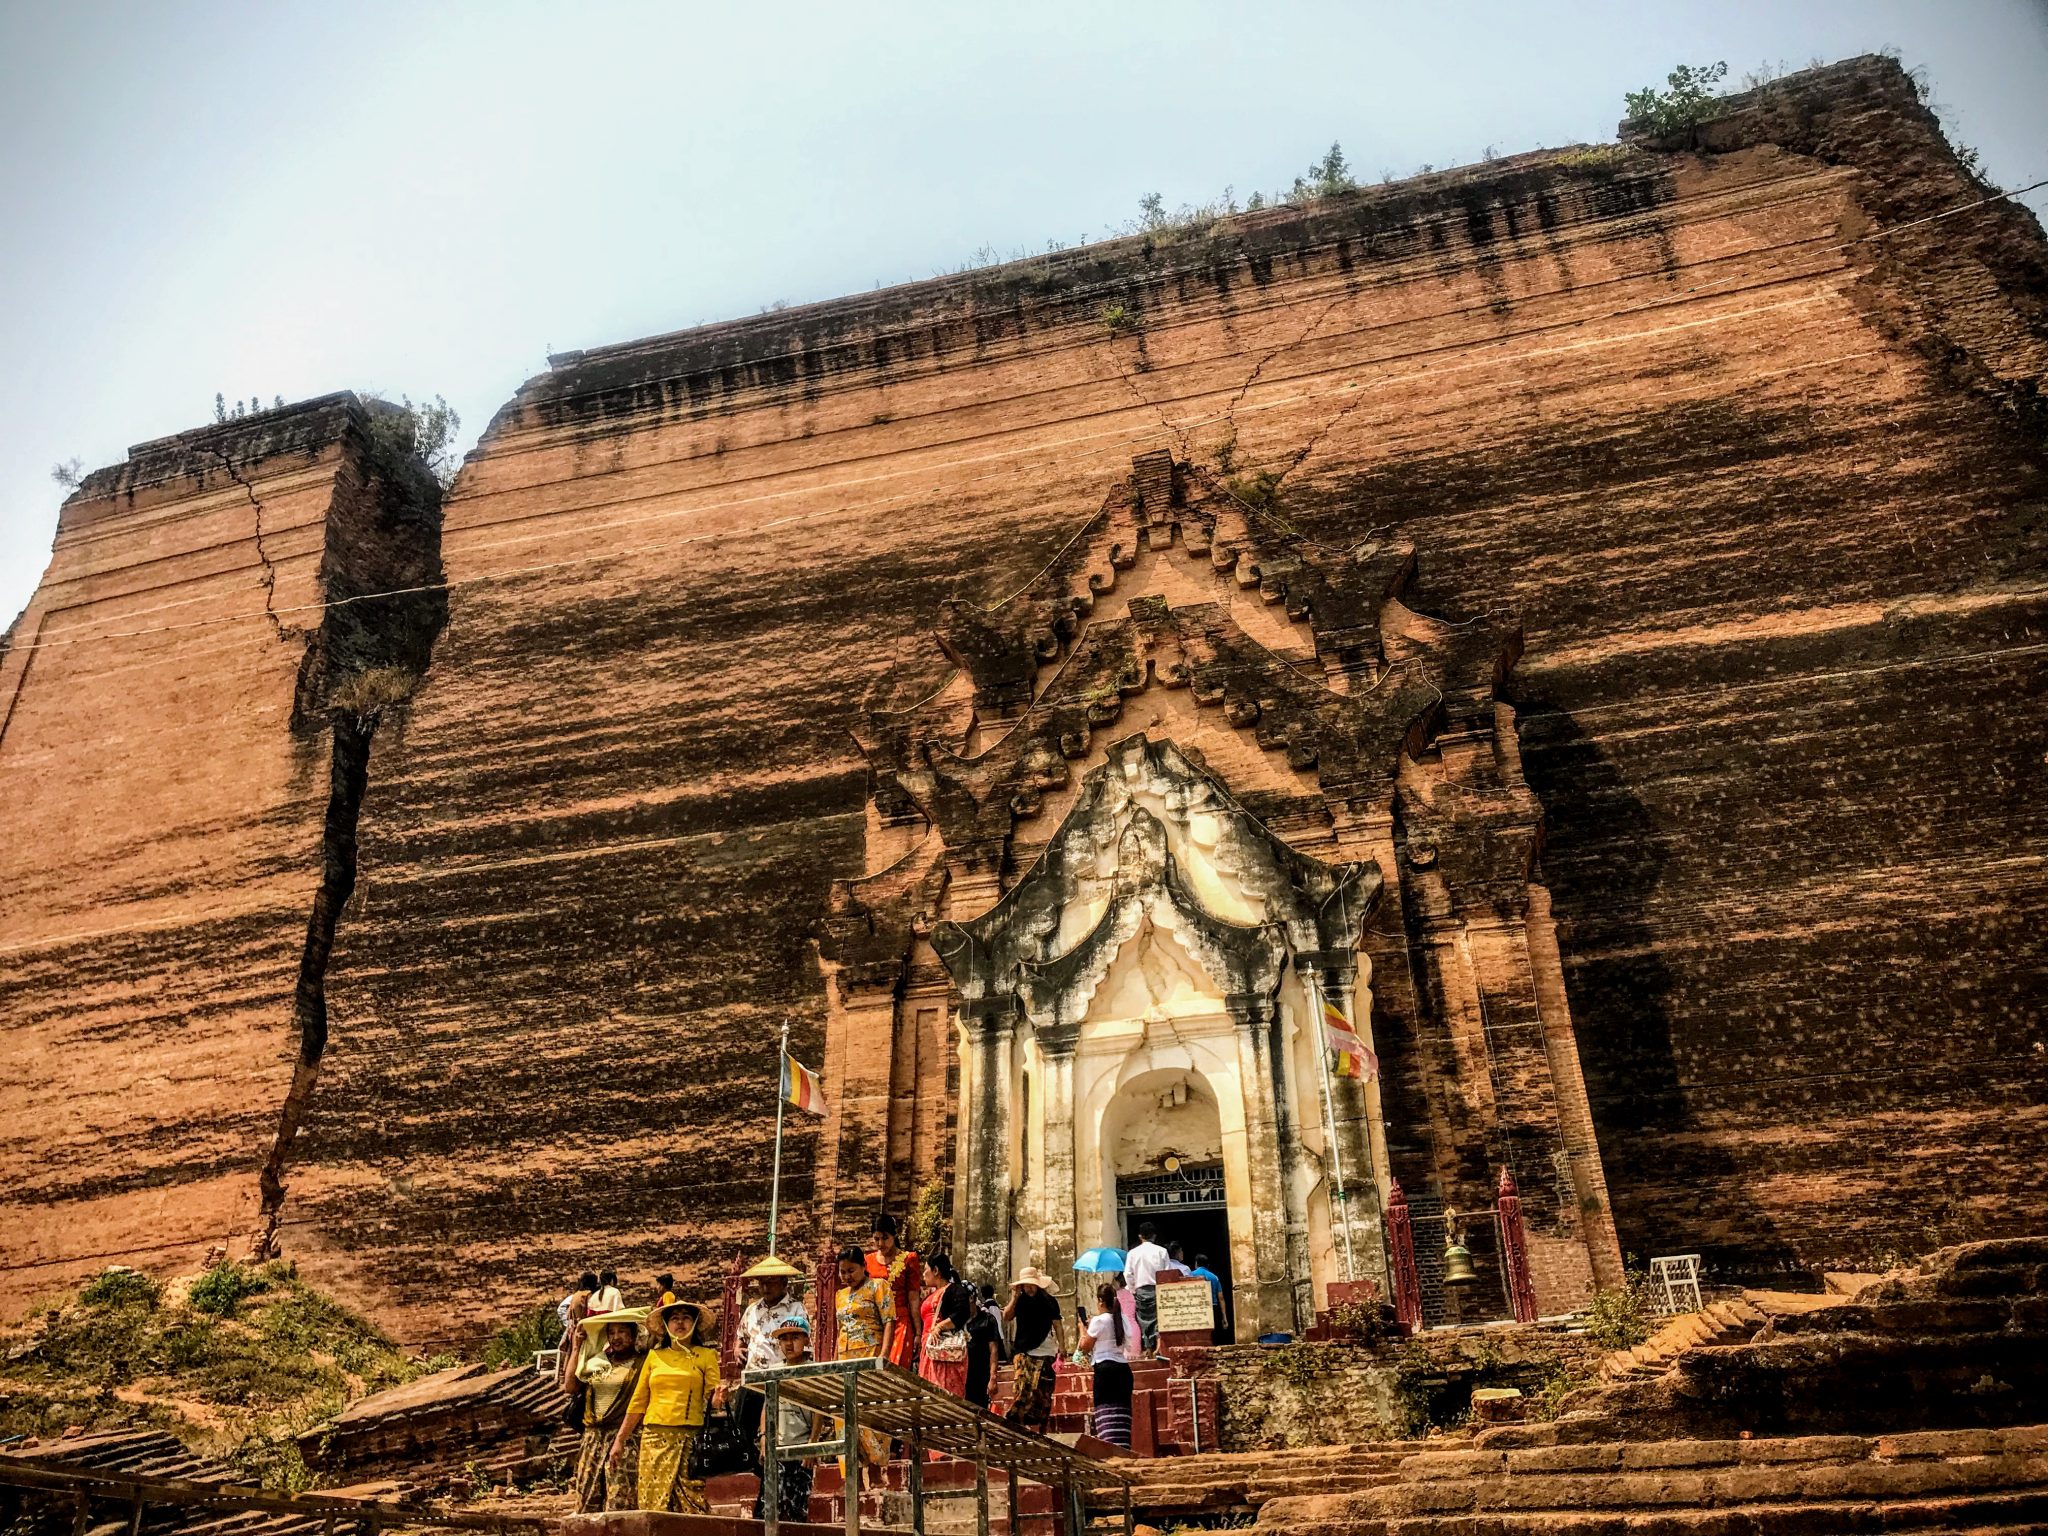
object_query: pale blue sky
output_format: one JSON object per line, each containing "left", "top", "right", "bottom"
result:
{"left": 3, "top": 0, "right": 2044, "bottom": 627}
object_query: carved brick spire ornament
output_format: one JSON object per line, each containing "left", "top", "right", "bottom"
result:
{"left": 1497, "top": 1166, "right": 1540, "bottom": 1325}
{"left": 813, "top": 451, "right": 1623, "bottom": 1332}
{"left": 1385, "top": 1179, "right": 1424, "bottom": 1333}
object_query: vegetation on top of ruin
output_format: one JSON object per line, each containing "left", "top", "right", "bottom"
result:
{"left": 0, "top": 1261, "right": 450, "bottom": 1492}
{"left": 1584, "top": 1272, "right": 1656, "bottom": 1352}
{"left": 215, "top": 392, "right": 289, "bottom": 423}
{"left": 1632, "top": 50, "right": 1997, "bottom": 189}
{"left": 1124, "top": 142, "right": 1363, "bottom": 239}
{"left": 1622, "top": 60, "right": 1731, "bottom": 135}
{"left": 361, "top": 392, "right": 462, "bottom": 491}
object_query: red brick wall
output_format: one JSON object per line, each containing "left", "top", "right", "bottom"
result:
{"left": 3, "top": 57, "right": 2043, "bottom": 1332}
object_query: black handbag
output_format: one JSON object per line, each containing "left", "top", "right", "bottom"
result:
{"left": 689, "top": 1409, "right": 757, "bottom": 1478}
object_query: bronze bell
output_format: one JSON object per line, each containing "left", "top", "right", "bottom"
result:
{"left": 1442, "top": 1236, "right": 1479, "bottom": 1286}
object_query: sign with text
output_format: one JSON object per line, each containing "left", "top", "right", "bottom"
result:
{"left": 1154, "top": 1277, "right": 1216, "bottom": 1333}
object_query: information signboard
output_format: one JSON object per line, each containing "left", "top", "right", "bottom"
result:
{"left": 1154, "top": 1277, "right": 1216, "bottom": 1333}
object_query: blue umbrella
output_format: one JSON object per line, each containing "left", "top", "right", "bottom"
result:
{"left": 1073, "top": 1247, "right": 1127, "bottom": 1273}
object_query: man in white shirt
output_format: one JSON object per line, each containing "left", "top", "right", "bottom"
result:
{"left": 1123, "top": 1222, "right": 1171, "bottom": 1356}
{"left": 715, "top": 1255, "right": 809, "bottom": 1462}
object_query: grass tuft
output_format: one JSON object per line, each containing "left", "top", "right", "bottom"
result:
{"left": 189, "top": 1262, "right": 269, "bottom": 1318}
{"left": 480, "top": 1302, "right": 563, "bottom": 1369}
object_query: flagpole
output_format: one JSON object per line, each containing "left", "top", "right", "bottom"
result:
{"left": 1305, "top": 968, "right": 1358, "bottom": 1281}
{"left": 768, "top": 1018, "right": 789, "bottom": 1259}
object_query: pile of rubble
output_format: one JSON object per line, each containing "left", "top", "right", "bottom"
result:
{"left": 297, "top": 1362, "right": 575, "bottom": 1492}
{"left": 1559, "top": 1238, "right": 2048, "bottom": 1442}
{"left": 1596, "top": 1291, "right": 1842, "bottom": 1382}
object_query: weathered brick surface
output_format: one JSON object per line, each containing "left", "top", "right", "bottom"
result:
{"left": 1, "top": 57, "right": 2044, "bottom": 1333}
{"left": 1537, "top": 1240, "right": 2048, "bottom": 1445}
{"left": 0, "top": 397, "right": 442, "bottom": 1313}
{"left": 1253, "top": 1428, "right": 2048, "bottom": 1530}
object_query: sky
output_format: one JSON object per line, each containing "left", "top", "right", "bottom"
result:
{"left": 3, "top": 0, "right": 2045, "bottom": 628}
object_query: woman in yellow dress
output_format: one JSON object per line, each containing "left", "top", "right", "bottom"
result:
{"left": 608, "top": 1298, "right": 720, "bottom": 1513}
{"left": 833, "top": 1246, "right": 892, "bottom": 1482}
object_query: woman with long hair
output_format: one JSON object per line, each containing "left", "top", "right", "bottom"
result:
{"left": 1084, "top": 1283, "right": 1133, "bottom": 1447}
{"left": 916, "top": 1252, "right": 972, "bottom": 1397}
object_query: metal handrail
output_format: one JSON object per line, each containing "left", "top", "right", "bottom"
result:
{"left": 741, "top": 1357, "right": 1134, "bottom": 1536}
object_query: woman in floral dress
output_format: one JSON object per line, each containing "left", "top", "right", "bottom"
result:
{"left": 833, "top": 1245, "right": 892, "bottom": 1480}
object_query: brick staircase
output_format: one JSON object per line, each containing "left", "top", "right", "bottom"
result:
{"left": 1598, "top": 1290, "right": 1846, "bottom": 1381}
{"left": 1564, "top": 1240, "right": 2048, "bottom": 1444}
{"left": 986, "top": 1357, "right": 1218, "bottom": 1455}
{"left": 1111, "top": 1439, "right": 1453, "bottom": 1524}
{"left": 1247, "top": 1425, "right": 2048, "bottom": 1534}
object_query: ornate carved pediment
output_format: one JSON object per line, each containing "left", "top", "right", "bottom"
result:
{"left": 826, "top": 450, "right": 1531, "bottom": 990}
{"left": 932, "top": 736, "right": 1377, "bottom": 1030}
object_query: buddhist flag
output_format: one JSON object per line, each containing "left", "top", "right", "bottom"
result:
{"left": 781, "top": 1051, "right": 828, "bottom": 1116}
{"left": 1323, "top": 995, "right": 1379, "bottom": 1082}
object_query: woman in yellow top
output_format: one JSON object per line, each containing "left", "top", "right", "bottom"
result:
{"left": 608, "top": 1297, "right": 720, "bottom": 1513}
{"left": 833, "top": 1245, "right": 891, "bottom": 1483}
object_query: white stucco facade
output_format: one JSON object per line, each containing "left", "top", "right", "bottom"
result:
{"left": 940, "top": 736, "right": 1388, "bottom": 1334}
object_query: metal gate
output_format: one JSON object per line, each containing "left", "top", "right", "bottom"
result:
{"left": 1115, "top": 1163, "right": 1226, "bottom": 1211}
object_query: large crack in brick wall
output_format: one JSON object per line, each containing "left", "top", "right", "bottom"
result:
{"left": 250, "top": 406, "right": 448, "bottom": 1255}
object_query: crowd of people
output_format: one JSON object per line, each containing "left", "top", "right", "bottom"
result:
{"left": 548, "top": 1215, "right": 1228, "bottom": 1519}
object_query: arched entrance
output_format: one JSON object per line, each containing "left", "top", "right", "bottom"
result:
{"left": 1096, "top": 1070, "right": 1235, "bottom": 1334}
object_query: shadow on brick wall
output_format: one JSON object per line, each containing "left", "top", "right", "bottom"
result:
{"left": 1515, "top": 698, "right": 1798, "bottom": 1281}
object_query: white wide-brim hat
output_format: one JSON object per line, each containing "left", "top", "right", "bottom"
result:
{"left": 578, "top": 1307, "right": 649, "bottom": 1345}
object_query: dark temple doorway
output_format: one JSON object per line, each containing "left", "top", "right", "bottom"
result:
{"left": 1117, "top": 1164, "right": 1235, "bottom": 1341}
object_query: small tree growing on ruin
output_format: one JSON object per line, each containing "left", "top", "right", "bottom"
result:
{"left": 1293, "top": 141, "right": 1355, "bottom": 201}
{"left": 1624, "top": 61, "right": 1729, "bottom": 135}
{"left": 213, "top": 392, "right": 275, "bottom": 423}
{"left": 362, "top": 393, "right": 462, "bottom": 490}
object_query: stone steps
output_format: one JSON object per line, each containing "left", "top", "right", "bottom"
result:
{"left": 1598, "top": 1289, "right": 1838, "bottom": 1381}
{"left": 1109, "top": 1440, "right": 1454, "bottom": 1519}
{"left": 1251, "top": 1494, "right": 2048, "bottom": 1534}
{"left": 1249, "top": 1425, "right": 2048, "bottom": 1535}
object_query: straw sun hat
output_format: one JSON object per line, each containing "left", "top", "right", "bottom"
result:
{"left": 577, "top": 1306, "right": 649, "bottom": 1345}
{"left": 741, "top": 1255, "right": 804, "bottom": 1280}
{"left": 1011, "top": 1266, "right": 1059, "bottom": 1293}
{"left": 654, "top": 1297, "right": 713, "bottom": 1338}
